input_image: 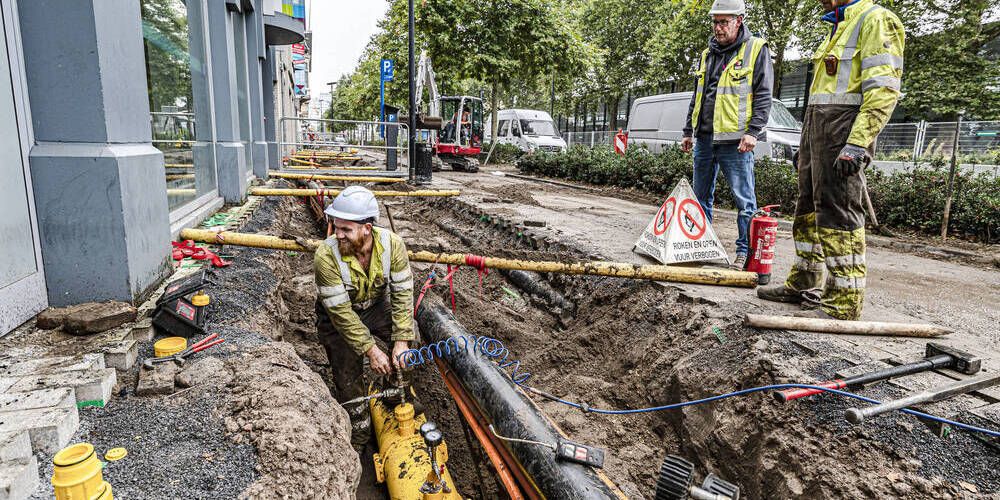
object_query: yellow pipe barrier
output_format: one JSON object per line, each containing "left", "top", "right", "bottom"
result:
{"left": 177, "top": 229, "right": 759, "bottom": 287}
{"left": 269, "top": 172, "right": 404, "bottom": 183}
{"left": 248, "top": 188, "right": 461, "bottom": 198}
{"left": 286, "top": 164, "right": 380, "bottom": 171}
{"left": 52, "top": 443, "right": 113, "bottom": 500}
{"left": 167, "top": 188, "right": 197, "bottom": 196}
{"left": 165, "top": 174, "right": 195, "bottom": 181}
{"left": 165, "top": 164, "right": 194, "bottom": 169}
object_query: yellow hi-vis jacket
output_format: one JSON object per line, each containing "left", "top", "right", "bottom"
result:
{"left": 691, "top": 36, "right": 769, "bottom": 142}
{"left": 314, "top": 227, "right": 415, "bottom": 356}
{"left": 808, "top": 0, "right": 905, "bottom": 147}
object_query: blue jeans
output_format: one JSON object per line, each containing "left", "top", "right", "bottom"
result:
{"left": 692, "top": 136, "right": 757, "bottom": 256}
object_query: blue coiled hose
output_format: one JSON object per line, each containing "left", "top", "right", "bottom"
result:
{"left": 397, "top": 336, "right": 531, "bottom": 384}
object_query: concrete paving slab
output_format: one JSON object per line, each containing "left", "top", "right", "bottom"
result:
{"left": 0, "top": 388, "right": 75, "bottom": 413}
{"left": 130, "top": 319, "right": 154, "bottom": 342}
{"left": 101, "top": 339, "right": 138, "bottom": 371}
{"left": 0, "top": 407, "right": 79, "bottom": 454}
{"left": 0, "top": 456, "right": 38, "bottom": 500}
{"left": 6, "top": 369, "right": 117, "bottom": 407}
{"left": 0, "top": 432, "right": 31, "bottom": 462}
{"left": 0, "top": 354, "right": 104, "bottom": 378}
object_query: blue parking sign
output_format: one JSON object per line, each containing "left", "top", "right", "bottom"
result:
{"left": 380, "top": 59, "right": 394, "bottom": 82}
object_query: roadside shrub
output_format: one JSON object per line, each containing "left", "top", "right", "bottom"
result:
{"left": 479, "top": 143, "right": 525, "bottom": 165}
{"left": 517, "top": 147, "right": 1000, "bottom": 242}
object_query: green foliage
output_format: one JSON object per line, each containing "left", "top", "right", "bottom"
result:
{"left": 141, "top": 0, "right": 192, "bottom": 112}
{"left": 518, "top": 148, "right": 1000, "bottom": 242}
{"left": 480, "top": 143, "right": 525, "bottom": 164}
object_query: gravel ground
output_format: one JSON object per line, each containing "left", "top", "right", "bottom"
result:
{"left": 29, "top": 392, "right": 258, "bottom": 499}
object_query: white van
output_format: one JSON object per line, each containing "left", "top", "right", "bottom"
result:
{"left": 495, "top": 109, "right": 568, "bottom": 153}
{"left": 626, "top": 92, "right": 801, "bottom": 161}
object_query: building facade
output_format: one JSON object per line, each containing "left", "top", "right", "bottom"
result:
{"left": 0, "top": 0, "right": 307, "bottom": 336}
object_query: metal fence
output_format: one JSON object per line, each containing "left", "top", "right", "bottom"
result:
{"left": 875, "top": 120, "right": 1000, "bottom": 165}
{"left": 563, "top": 130, "right": 616, "bottom": 149}
{"left": 150, "top": 111, "right": 196, "bottom": 145}
{"left": 278, "top": 117, "right": 409, "bottom": 169}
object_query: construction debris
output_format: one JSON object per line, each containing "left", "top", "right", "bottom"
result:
{"left": 36, "top": 302, "right": 137, "bottom": 335}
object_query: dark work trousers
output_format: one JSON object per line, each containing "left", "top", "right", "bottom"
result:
{"left": 786, "top": 104, "right": 870, "bottom": 320}
{"left": 316, "top": 297, "right": 398, "bottom": 447}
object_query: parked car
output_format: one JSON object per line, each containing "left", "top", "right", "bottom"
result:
{"left": 626, "top": 92, "right": 801, "bottom": 161}
{"left": 495, "top": 109, "right": 568, "bottom": 153}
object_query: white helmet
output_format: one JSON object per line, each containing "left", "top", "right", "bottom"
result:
{"left": 710, "top": 0, "right": 746, "bottom": 16}
{"left": 325, "top": 186, "right": 380, "bottom": 223}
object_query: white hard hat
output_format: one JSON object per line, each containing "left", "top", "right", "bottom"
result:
{"left": 324, "top": 185, "right": 380, "bottom": 223}
{"left": 710, "top": 0, "right": 746, "bottom": 16}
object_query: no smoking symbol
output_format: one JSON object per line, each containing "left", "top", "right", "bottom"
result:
{"left": 653, "top": 197, "right": 676, "bottom": 236}
{"left": 678, "top": 199, "right": 707, "bottom": 240}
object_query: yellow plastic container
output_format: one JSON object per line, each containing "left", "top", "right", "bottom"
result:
{"left": 154, "top": 337, "right": 187, "bottom": 358}
{"left": 52, "top": 443, "right": 114, "bottom": 500}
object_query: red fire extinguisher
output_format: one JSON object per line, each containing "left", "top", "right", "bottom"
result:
{"left": 746, "top": 205, "right": 780, "bottom": 285}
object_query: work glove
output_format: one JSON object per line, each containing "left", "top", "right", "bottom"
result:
{"left": 835, "top": 144, "right": 870, "bottom": 177}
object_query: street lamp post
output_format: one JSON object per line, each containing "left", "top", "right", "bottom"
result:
{"left": 407, "top": 0, "right": 416, "bottom": 183}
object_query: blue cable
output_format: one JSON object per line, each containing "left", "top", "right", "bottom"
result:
{"left": 403, "top": 337, "right": 1000, "bottom": 439}
{"left": 523, "top": 383, "right": 1000, "bottom": 439}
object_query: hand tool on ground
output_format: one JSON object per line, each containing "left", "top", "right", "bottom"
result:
{"left": 776, "top": 343, "right": 980, "bottom": 402}
{"left": 745, "top": 314, "right": 953, "bottom": 338}
{"left": 860, "top": 171, "right": 894, "bottom": 237}
{"left": 846, "top": 372, "right": 1000, "bottom": 425}
{"left": 142, "top": 333, "right": 225, "bottom": 370}
{"left": 655, "top": 454, "right": 740, "bottom": 500}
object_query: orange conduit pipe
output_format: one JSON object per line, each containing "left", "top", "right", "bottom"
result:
{"left": 435, "top": 358, "right": 540, "bottom": 499}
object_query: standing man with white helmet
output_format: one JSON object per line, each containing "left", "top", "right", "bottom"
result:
{"left": 681, "top": 0, "right": 774, "bottom": 271}
{"left": 313, "top": 185, "right": 416, "bottom": 447}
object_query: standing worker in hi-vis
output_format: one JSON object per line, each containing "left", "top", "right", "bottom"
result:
{"left": 681, "top": 0, "right": 773, "bottom": 271}
{"left": 758, "top": 0, "right": 904, "bottom": 320}
{"left": 313, "top": 186, "right": 416, "bottom": 447}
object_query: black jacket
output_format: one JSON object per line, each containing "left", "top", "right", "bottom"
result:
{"left": 683, "top": 23, "right": 774, "bottom": 143}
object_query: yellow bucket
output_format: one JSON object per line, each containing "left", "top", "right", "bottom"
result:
{"left": 154, "top": 337, "right": 187, "bottom": 358}
{"left": 52, "top": 443, "right": 114, "bottom": 500}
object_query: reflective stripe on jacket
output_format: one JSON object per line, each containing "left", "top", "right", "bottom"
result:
{"left": 691, "top": 36, "right": 769, "bottom": 142}
{"left": 808, "top": 0, "right": 905, "bottom": 147}
{"left": 314, "top": 227, "right": 415, "bottom": 355}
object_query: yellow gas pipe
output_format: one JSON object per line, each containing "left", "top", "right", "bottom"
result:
{"left": 269, "top": 172, "right": 405, "bottom": 183}
{"left": 248, "top": 188, "right": 461, "bottom": 198}
{"left": 176, "top": 229, "right": 759, "bottom": 287}
{"left": 370, "top": 394, "right": 462, "bottom": 499}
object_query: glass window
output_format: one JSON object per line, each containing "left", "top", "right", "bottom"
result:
{"left": 142, "top": 0, "right": 217, "bottom": 211}
{"left": 519, "top": 119, "right": 559, "bottom": 138}
{"left": 232, "top": 12, "right": 253, "bottom": 175}
{"left": 498, "top": 120, "right": 510, "bottom": 137}
{"left": 769, "top": 100, "right": 802, "bottom": 130}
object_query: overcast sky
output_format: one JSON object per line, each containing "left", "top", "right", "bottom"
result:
{"left": 308, "top": 1, "right": 389, "bottom": 93}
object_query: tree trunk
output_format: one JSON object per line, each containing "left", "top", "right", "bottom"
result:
{"left": 608, "top": 94, "right": 621, "bottom": 131}
{"left": 491, "top": 81, "right": 500, "bottom": 141}
{"left": 772, "top": 46, "right": 786, "bottom": 97}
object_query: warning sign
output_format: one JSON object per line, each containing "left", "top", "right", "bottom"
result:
{"left": 633, "top": 178, "right": 730, "bottom": 265}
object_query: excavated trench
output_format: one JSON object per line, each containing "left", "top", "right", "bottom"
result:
{"left": 250, "top": 187, "right": 997, "bottom": 499}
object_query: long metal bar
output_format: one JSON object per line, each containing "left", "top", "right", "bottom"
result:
{"left": 845, "top": 373, "right": 1000, "bottom": 424}
{"left": 408, "top": 0, "right": 416, "bottom": 183}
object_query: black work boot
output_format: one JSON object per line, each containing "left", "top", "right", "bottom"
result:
{"left": 757, "top": 284, "right": 807, "bottom": 304}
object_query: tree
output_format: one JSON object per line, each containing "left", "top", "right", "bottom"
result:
{"left": 140, "top": 0, "right": 192, "bottom": 113}
{"left": 580, "top": 0, "right": 661, "bottom": 129}
{"left": 646, "top": 1, "right": 711, "bottom": 92}
{"left": 889, "top": 0, "right": 1000, "bottom": 120}
{"left": 746, "top": 0, "right": 822, "bottom": 95}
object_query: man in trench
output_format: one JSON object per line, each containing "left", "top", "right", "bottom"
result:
{"left": 313, "top": 186, "right": 416, "bottom": 447}
{"left": 758, "top": 0, "right": 904, "bottom": 320}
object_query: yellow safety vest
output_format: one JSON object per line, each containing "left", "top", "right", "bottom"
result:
{"left": 692, "top": 36, "right": 768, "bottom": 142}
{"left": 807, "top": 0, "right": 905, "bottom": 146}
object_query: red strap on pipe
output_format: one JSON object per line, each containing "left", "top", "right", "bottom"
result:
{"left": 414, "top": 271, "right": 437, "bottom": 317}
{"left": 464, "top": 254, "right": 489, "bottom": 294}
{"left": 777, "top": 380, "right": 847, "bottom": 402}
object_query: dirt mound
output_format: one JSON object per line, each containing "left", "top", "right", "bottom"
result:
{"left": 402, "top": 198, "right": 996, "bottom": 499}
{"left": 224, "top": 342, "right": 360, "bottom": 499}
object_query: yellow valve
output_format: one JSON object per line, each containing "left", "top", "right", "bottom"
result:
{"left": 154, "top": 337, "right": 187, "bottom": 358}
{"left": 369, "top": 396, "right": 460, "bottom": 499}
{"left": 52, "top": 443, "right": 114, "bottom": 500}
{"left": 191, "top": 291, "right": 210, "bottom": 307}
